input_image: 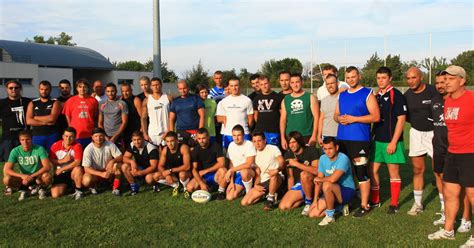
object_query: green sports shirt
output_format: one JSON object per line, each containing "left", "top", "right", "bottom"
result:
{"left": 7, "top": 145, "right": 48, "bottom": 174}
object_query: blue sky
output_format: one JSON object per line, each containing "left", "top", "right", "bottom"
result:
{"left": 0, "top": 0, "right": 472, "bottom": 76}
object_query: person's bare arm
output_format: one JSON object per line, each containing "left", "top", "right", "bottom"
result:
{"left": 172, "top": 145, "right": 191, "bottom": 172}
{"left": 254, "top": 111, "right": 259, "bottom": 123}
{"left": 168, "top": 112, "right": 176, "bottom": 132}
{"left": 98, "top": 109, "right": 104, "bottom": 129}
{"left": 26, "top": 101, "right": 44, "bottom": 126}
{"left": 30, "top": 158, "right": 52, "bottom": 178}
{"left": 317, "top": 110, "right": 325, "bottom": 146}
{"left": 192, "top": 161, "right": 207, "bottom": 189}
{"left": 84, "top": 166, "right": 106, "bottom": 178}
{"left": 315, "top": 170, "right": 345, "bottom": 184}
{"left": 198, "top": 108, "right": 205, "bottom": 129}
{"left": 229, "top": 156, "right": 255, "bottom": 172}
{"left": 280, "top": 101, "right": 288, "bottom": 149}
{"left": 333, "top": 101, "right": 340, "bottom": 123}
{"left": 340, "top": 94, "right": 380, "bottom": 124}
{"left": 4, "top": 162, "right": 27, "bottom": 178}
{"left": 247, "top": 114, "right": 254, "bottom": 129}
{"left": 134, "top": 97, "right": 142, "bottom": 118}
{"left": 33, "top": 101, "right": 61, "bottom": 123}
{"left": 308, "top": 94, "right": 320, "bottom": 145}
{"left": 386, "top": 115, "right": 406, "bottom": 154}
{"left": 287, "top": 158, "right": 319, "bottom": 175}
{"left": 141, "top": 98, "right": 150, "bottom": 139}
{"left": 200, "top": 156, "right": 225, "bottom": 175}
{"left": 157, "top": 147, "right": 167, "bottom": 172}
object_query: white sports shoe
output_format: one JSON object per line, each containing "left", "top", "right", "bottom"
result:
{"left": 38, "top": 188, "right": 46, "bottom": 200}
{"left": 301, "top": 204, "right": 311, "bottom": 216}
{"left": 18, "top": 191, "right": 27, "bottom": 201}
{"left": 407, "top": 202, "right": 423, "bottom": 216}
{"left": 458, "top": 219, "right": 472, "bottom": 233}
{"left": 342, "top": 204, "right": 350, "bottom": 217}
{"left": 112, "top": 189, "right": 121, "bottom": 196}
{"left": 318, "top": 216, "right": 335, "bottom": 226}
{"left": 72, "top": 190, "right": 83, "bottom": 200}
{"left": 428, "top": 228, "right": 455, "bottom": 240}
{"left": 433, "top": 212, "right": 446, "bottom": 226}
{"left": 89, "top": 188, "right": 98, "bottom": 195}
{"left": 460, "top": 235, "right": 474, "bottom": 248}
{"left": 29, "top": 185, "right": 39, "bottom": 195}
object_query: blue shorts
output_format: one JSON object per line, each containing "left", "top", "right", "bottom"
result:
{"left": 264, "top": 132, "right": 280, "bottom": 147}
{"left": 340, "top": 186, "right": 356, "bottom": 204}
{"left": 234, "top": 171, "right": 244, "bottom": 187}
{"left": 33, "top": 132, "right": 59, "bottom": 150}
{"left": 202, "top": 171, "right": 217, "bottom": 187}
{"left": 290, "top": 182, "right": 305, "bottom": 199}
{"left": 77, "top": 138, "right": 92, "bottom": 149}
{"left": 222, "top": 134, "right": 251, "bottom": 149}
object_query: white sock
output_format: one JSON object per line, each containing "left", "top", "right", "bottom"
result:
{"left": 439, "top": 193, "right": 445, "bottom": 211}
{"left": 242, "top": 178, "right": 253, "bottom": 193}
{"left": 180, "top": 178, "right": 190, "bottom": 189}
{"left": 171, "top": 182, "right": 179, "bottom": 188}
{"left": 218, "top": 187, "right": 225, "bottom": 193}
{"left": 414, "top": 190, "right": 423, "bottom": 206}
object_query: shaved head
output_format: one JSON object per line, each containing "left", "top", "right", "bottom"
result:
{"left": 406, "top": 67, "right": 423, "bottom": 77}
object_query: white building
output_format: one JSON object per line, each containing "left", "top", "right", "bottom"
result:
{"left": 0, "top": 40, "right": 175, "bottom": 99}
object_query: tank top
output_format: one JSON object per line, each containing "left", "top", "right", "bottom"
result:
{"left": 31, "top": 98, "right": 57, "bottom": 136}
{"left": 123, "top": 95, "right": 140, "bottom": 132}
{"left": 147, "top": 94, "right": 170, "bottom": 136}
{"left": 165, "top": 144, "right": 183, "bottom": 169}
{"left": 284, "top": 91, "right": 313, "bottom": 136}
{"left": 337, "top": 87, "right": 372, "bottom": 141}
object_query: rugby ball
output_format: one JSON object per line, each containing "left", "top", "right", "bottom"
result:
{"left": 191, "top": 190, "right": 212, "bottom": 203}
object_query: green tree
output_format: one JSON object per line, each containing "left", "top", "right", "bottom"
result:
{"left": 25, "top": 32, "right": 76, "bottom": 46}
{"left": 144, "top": 60, "right": 179, "bottom": 83}
{"left": 260, "top": 58, "right": 303, "bottom": 87}
{"left": 184, "top": 60, "right": 209, "bottom": 92}
{"left": 361, "top": 53, "right": 384, "bottom": 87}
{"left": 221, "top": 69, "right": 238, "bottom": 85}
{"left": 238, "top": 68, "right": 251, "bottom": 91}
{"left": 451, "top": 50, "right": 473, "bottom": 84}
{"left": 115, "top": 60, "right": 146, "bottom": 71}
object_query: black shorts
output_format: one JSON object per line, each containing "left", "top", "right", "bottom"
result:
{"left": 338, "top": 140, "right": 371, "bottom": 160}
{"left": 52, "top": 171, "right": 72, "bottom": 186}
{"left": 433, "top": 151, "right": 447, "bottom": 174}
{"left": 443, "top": 153, "right": 474, "bottom": 187}
{"left": 0, "top": 138, "right": 19, "bottom": 162}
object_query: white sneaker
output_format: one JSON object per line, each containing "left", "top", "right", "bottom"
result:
{"left": 428, "top": 228, "right": 455, "bottom": 240}
{"left": 18, "top": 191, "right": 27, "bottom": 201}
{"left": 38, "top": 188, "right": 46, "bottom": 200}
{"left": 433, "top": 212, "right": 446, "bottom": 226}
{"left": 318, "top": 216, "right": 335, "bottom": 226}
{"left": 4, "top": 186, "right": 13, "bottom": 195}
{"left": 89, "top": 188, "right": 98, "bottom": 195}
{"left": 407, "top": 202, "right": 423, "bottom": 216}
{"left": 29, "top": 185, "right": 39, "bottom": 195}
{"left": 72, "top": 190, "right": 83, "bottom": 200}
{"left": 301, "top": 204, "right": 311, "bottom": 216}
{"left": 460, "top": 235, "right": 474, "bottom": 248}
{"left": 458, "top": 219, "right": 472, "bottom": 233}
{"left": 112, "top": 189, "right": 121, "bottom": 196}
{"left": 342, "top": 204, "right": 350, "bottom": 216}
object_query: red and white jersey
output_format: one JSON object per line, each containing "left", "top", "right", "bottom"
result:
{"left": 49, "top": 140, "right": 84, "bottom": 165}
{"left": 444, "top": 90, "right": 474, "bottom": 154}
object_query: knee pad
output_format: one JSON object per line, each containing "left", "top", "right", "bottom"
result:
{"left": 354, "top": 157, "right": 369, "bottom": 182}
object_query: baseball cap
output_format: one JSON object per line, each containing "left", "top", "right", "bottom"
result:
{"left": 91, "top": 128, "right": 106, "bottom": 135}
{"left": 442, "top": 65, "right": 466, "bottom": 78}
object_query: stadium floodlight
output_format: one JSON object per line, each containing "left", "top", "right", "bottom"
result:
{"left": 153, "top": 0, "right": 162, "bottom": 80}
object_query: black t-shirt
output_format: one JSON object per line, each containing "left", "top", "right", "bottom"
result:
{"left": 0, "top": 97, "right": 31, "bottom": 139}
{"left": 431, "top": 94, "right": 448, "bottom": 154}
{"left": 56, "top": 96, "right": 71, "bottom": 134}
{"left": 137, "top": 92, "right": 146, "bottom": 101}
{"left": 192, "top": 142, "right": 224, "bottom": 171}
{"left": 404, "top": 84, "right": 438, "bottom": 131}
{"left": 253, "top": 91, "right": 284, "bottom": 133}
{"left": 284, "top": 146, "right": 320, "bottom": 183}
{"left": 165, "top": 144, "right": 184, "bottom": 169}
{"left": 31, "top": 98, "right": 58, "bottom": 136}
{"left": 126, "top": 141, "right": 159, "bottom": 168}
{"left": 122, "top": 95, "right": 141, "bottom": 133}
{"left": 248, "top": 91, "right": 260, "bottom": 102}
{"left": 373, "top": 87, "right": 407, "bottom": 142}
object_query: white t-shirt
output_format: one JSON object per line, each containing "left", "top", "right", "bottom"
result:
{"left": 317, "top": 81, "right": 349, "bottom": 101}
{"left": 255, "top": 144, "right": 282, "bottom": 183}
{"left": 227, "top": 140, "right": 256, "bottom": 168}
{"left": 82, "top": 141, "right": 122, "bottom": 170}
{"left": 215, "top": 94, "right": 254, "bottom": 135}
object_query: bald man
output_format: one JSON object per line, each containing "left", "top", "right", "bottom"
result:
{"left": 404, "top": 67, "right": 440, "bottom": 216}
{"left": 169, "top": 80, "right": 205, "bottom": 137}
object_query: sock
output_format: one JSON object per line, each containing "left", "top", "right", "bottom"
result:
{"left": 413, "top": 190, "right": 423, "bottom": 206}
{"left": 370, "top": 185, "right": 380, "bottom": 204}
{"left": 130, "top": 183, "right": 138, "bottom": 192}
{"left": 390, "top": 179, "right": 401, "bottom": 206}
{"left": 267, "top": 194, "right": 275, "bottom": 202}
{"left": 439, "top": 193, "right": 445, "bottom": 211}
{"left": 444, "top": 229, "right": 454, "bottom": 236}
{"left": 75, "top": 187, "right": 82, "bottom": 192}
{"left": 218, "top": 187, "right": 225, "bottom": 193}
{"left": 242, "top": 178, "right": 253, "bottom": 193}
{"left": 179, "top": 178, "right": 190, "bottom": 189}
{"left": 112, "top": 179, "right": 120, "bottom": 190}
{"left": 304, "top": 198, "right": 313, "bottom": 206}
{"left": 171, "top": 182, "right": 179, "bottom": 188}
{"left": 325, "top": 209, "right": 335, "bottom": 218}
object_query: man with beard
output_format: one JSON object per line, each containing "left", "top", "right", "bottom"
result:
{"left": 56, "top": 79, "right": 72, "bottom": 135}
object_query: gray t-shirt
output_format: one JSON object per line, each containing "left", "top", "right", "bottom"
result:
{"left": 82, "top": 141, "right": 122, "bottom": 170}
{"left": 100, "top": 100, "right": 128, "bottom": 137}
{"left": 320, "top": 93, "right": 339, "bottom": 137}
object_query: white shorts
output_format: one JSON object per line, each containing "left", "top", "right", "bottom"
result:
{"left": 149, "top": 134, "right": 165, "bottom": 147}
{"left": 409, "top": 128, "right": 433, "bottom": 158}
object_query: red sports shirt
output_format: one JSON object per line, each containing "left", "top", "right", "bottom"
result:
{"left": 49, "top": 140, "right": 84, "bottom": 162}
{"left": 62, "top": 95, "right": 98, "bottom": 139}
{"left": 444, "top": 90, "right": 474, "bottom": 153}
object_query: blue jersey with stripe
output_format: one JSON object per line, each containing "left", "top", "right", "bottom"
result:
{"left": 337, "top": 87, "right": 372, "bottom": 141}
{"left": 209, "top": 86, "right": 226, "bottom": 103}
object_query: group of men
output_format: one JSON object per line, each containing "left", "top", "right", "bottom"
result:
{"left": 0, "top": 64, "right": 472, "bottom": 245}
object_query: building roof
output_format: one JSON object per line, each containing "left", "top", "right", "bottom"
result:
{"left": 0, "top": 39, "right": 114, "bottom": 70}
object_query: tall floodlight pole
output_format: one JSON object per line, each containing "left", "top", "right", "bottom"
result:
{"left": 429, "top": 33, "right": 432, "bottom": 84}
{"left": 153, "top": 0, "right": 162, "bottom": 79}
{"left": 310, "top": 41, "right": 314, "bottom": 94}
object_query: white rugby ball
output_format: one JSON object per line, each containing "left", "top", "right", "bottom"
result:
{"left": 191, "top": 190, "right": 211, "bottom": 203}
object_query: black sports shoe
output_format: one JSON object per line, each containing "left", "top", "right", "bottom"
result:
{"left": 370, "top": 202, "right": 381, "bottom": 209}
{"left": 263, "top": 199, "right": 275, "bottom": 210}
{"left": 152, "top": 185, "right": 160, "bottom": 193}
{"left": 353, "top": 206, "right": 371, "bottom": 218}
{"left": 387, "top": 205, "right": 399, "bottom": 214}
{"left": 216, "top": 191, "right": 226, "bottom": 200}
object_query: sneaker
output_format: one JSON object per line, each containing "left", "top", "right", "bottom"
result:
{"left": 458, "top": 219, "right": 472, "bottom": 233}
{"left": 318, "top": 215, "right": 336, "bottom": 226}
{"left": 4, "top": 186, "right": 13, "bottom": 196}
{"left": 112, "top": 189, "right": 121, "bottom": 196}
{"left": 407, "top": 202, "right": 423, "bottom": 216}
{"left": 72, "top": 190, "right": 83, "bottom": 200}
{"left": 152, "top": 185, "right": 160, "bottom": 193}
{"left": 301, "top": 204, "right": 311, "bottom": 216}
{"left": 216, "top": 191, "right": 226, "bottom": 200}
{"left": 89, "top": 188, "right": 98, "bottom": 195}
{"left": 370, "top": 202, "right": 381, "bottom": 209}
{"left": 433, "top": 213, "right": 446, "bottom": 226}
{"left": 18, "top": 190, "right": 27, "bottom": 201}
{"left": 353, "top": 206, "right": 371, "bottom": 218}
{"left": 183, "top": 190, "right": 190, "bottom": 199}
{"left": 387, "top": 205, "right": 399, "bottom": 214}
{"left": 342, "top": 204, "right": 350, "bottom": 216}
{"left": 29, "top": 185, "right": 39, "bottom": 195}
{"left": 428, "top": 228, "right": 455, "bottom": 240}
{"left": 38, "top": 188, "right": 46, "bottom": 200}
{"left": 263, "top": 199, "right": 275, "bottom": 211}
{"left": 130, "top": 190, "right": 138, "bottom": 196}
{"left": 172, "top": 186, "right": 179, "bottom": 197}
{"left": 459, "top": 235, "right": 474, "bottom": 248}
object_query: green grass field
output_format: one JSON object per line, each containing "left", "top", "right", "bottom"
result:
{"left": 0, "top": 125, "right": 471, "bottom": 247}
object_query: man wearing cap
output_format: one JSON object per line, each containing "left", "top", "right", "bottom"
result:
{"left": 81, "top": 128, "right": 123, "bottom": 196}
{"left": 429, "top": 66, "right": 474, "bottom": 248}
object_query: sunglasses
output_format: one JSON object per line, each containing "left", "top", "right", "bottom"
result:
{"left": 8, "top": 87, "right": 20, "bottom": 90}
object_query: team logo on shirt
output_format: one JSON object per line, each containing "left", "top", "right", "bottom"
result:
{"left": 422, "top": 100, "right": 432, "bottom": 104}
{"left": 445, "top": 107, "right": 460, "bottom": 120}
{"left": 290, "top": 99, "right": 304, "bottom": 113}
{"left": 257, "top": 99, "right": 274, "bottom": 112}
{"left": 11, "top": 106, "right": 26, "bottom": 126}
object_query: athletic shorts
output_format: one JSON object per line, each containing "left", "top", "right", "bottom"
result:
{"left": 234, "top": 171, "right": 244, "bottom": 187}
{"left": 433, "top": 151, "right": 447, "bottom": 174}
{"left": 0, "top": 138, "right": 19, "bottom": 162}
{"left": 260, "top": 174, "right": 284, "bottom": 192}
{"left": 202, "top": 171, "right": 217, "bottom": 187}
{"left": 443, "top": 153, "right": 474, "bottom": 187}
{"left": 223, "top": 134, "right": 251, "bottom": 149}
{"left": 264, "top": 132, "right": 280, "bottom": 147}
{"left": 340, "top": 186, "right": 356, "bottom": 204}
{"left": 338, "top": 140, "right": 371, "bottom": 160}
{"left": 290, "top": 182, "right": 305, "bottom": 199}
{"left": 369, "top": 141, "right": 406, "bottom": 164}
{"left": 77, "top": 138, "right": 92, "bottom": 149}
{"left": 52, "top": 171, "right": 72, "bottom": 186}
{"left": 33, "top": 132, "right": 59, "bottom": 150}
{"left": 409, "top": 128, "right": 433, "bottom": 157}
